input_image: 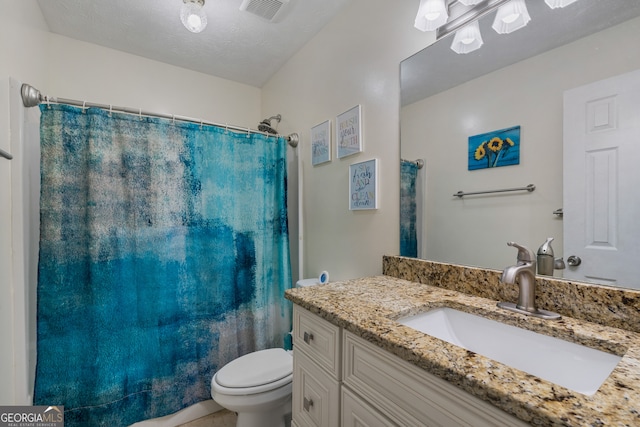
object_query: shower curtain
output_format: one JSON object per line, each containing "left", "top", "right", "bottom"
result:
{"left": 400, "top": 160, "right": 418, "bottom": 258}
{"left": 34, "top": 104, "right": 292, "bottom": 426}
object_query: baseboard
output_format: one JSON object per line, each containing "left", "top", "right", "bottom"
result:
{"left": 130, "top": 399, "right": 224, "bottom": 427}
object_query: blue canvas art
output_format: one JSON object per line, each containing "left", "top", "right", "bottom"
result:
{"left": 468, "top": 126, "right": 520, "bottom": 170}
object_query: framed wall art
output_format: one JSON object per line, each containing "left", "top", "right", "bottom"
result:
{"left": 468, "top": 125, "right": 521, "bottom": 171}
{"left": 349, "top": 158, "right": 378, "bottom": 210}
{"left": 311, "top": 120, "right": 331, "bottom": 166}
{"left": 336, "top": 104, "right": 362, "bottom": 159}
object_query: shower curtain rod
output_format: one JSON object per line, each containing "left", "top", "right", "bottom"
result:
{"left": 0, "top": 148, "right": 12, "bottom": 160}
{"left": 20, "top": 84, "right": 299, "bottom": 147}
{"left": 401, "top": 158, "right": 424, "bottom": 169}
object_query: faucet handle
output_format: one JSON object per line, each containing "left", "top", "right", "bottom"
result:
{"left": 507, "top": 241, "right": 535, "bottom": 263}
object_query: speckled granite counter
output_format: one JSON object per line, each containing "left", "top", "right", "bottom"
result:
{"left": 285, "top": 276, "right": 640, "bottom": 426}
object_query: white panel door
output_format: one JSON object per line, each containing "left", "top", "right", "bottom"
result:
{"left": 563, "top": 69, "right": 640, "bottom": 288}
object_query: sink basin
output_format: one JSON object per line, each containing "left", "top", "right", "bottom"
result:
{"left": 398, "top": 307, "right": 622, "bottom": 395}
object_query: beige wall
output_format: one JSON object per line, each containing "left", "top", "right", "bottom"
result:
{"left": 401, "top": 16, "right": 640, "bottom": 271}
{"left": 263, "top": 0, "right": 432, "bottom": 281}
{"left": 0, "top": 0, "right": 50, "bottom": 406}
{"left": 45, "top": 35, "right": 262, "bottom": 126}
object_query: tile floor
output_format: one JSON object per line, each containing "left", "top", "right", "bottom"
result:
{"left": 177, "top": 409, "right": 237, "bottom": 427}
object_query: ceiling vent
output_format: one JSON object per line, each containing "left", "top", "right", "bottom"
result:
{"left": 239, "top": 0, "right": 291, "bottom": 22}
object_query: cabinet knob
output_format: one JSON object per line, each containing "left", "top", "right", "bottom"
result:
{"left": 303, "top": 331, "right": 314, "bottom": 343}
{"left": 303, "top": 397, "right": 314, "bottom": 411}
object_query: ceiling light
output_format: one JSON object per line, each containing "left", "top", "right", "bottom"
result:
{"left": 544, "top": 0, "right": 579, "bottom": 8}
{"left": 451, "top": 21, "right": 483, "bottom": 54}
{"left": 458, "top": 0, "right": 484, "bottom": 5}
{"left": 492, "top": 0, "right": 530, "bottom": 34}
{"left": 414, "top": 0, "right": 449, "bottom": 32}
{"left": 181, "top": 0, "right": 208, "bottom": 33}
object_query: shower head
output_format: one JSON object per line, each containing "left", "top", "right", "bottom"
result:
{"left": 258, "top": 114, "right": 281, "bottom": 134}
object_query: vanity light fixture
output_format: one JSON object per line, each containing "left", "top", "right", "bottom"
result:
{"left": 419, "top": 0, "right": 572, "bottom": 55}
{"left": 415, "top": 0, "right": 449, "bottom": 32}
{"left": 450, "top": 20, "right": 483, "bottom": 54}
{"left": 432, "top": 0, "right": 512, "bottom": 41}
{"left": 181, "top": 0, "right": 208, "bottom": 33}
{"left": 544, "top": 0, "right": 579, "bottom": 8}
{"left": 492, "top": 0, "right": 531, "bottom": 34}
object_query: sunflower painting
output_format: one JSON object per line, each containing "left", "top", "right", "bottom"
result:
{"left": 468, "top": 126, "right": 520, "bottom": 170}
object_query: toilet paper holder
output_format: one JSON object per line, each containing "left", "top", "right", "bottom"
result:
{"left": 318, "top": 271, "right": 329, "bottom": 284}
{"left": 296, "top": 271, "right": 330, "bottom": 288}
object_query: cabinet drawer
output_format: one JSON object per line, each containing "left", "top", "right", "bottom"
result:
{"left": 292, "top": 349, "right": 340, "bottom": 427}
{"left": 293, "top": 306, "right": 341, "bottom": 379}
{"left": 342, "top": 386, "right": 397, "bottom": 427}
{"left": 343, "top": 332, "right": 529, "bottom": 427}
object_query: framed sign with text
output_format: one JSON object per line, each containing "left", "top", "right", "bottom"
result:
{"left": 349, "top": 158, "right": 378, "bottom": 210}
{"left": 311, "top": 120, "right": 331, "bottom": 166}
{"left": 336, "top": 105, "right": 362, "bottom": 159}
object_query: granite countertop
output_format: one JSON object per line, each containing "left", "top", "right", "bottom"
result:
{"left": 285, "top": 276, "right": 640, "bottom": 427}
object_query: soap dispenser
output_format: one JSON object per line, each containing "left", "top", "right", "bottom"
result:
{"left": 537, "top": 237, "right": 555, "bottom": 276}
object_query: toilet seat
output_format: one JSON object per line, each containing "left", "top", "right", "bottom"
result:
{"left": 212, "top": 348, "right": 293, "bottom": 396}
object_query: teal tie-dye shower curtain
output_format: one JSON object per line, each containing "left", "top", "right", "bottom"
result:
{"left": 34, "top": 104, "right": 292, "bottom": 426}
{"left": 400, "top": 160, "right": 418, "bottom": 258}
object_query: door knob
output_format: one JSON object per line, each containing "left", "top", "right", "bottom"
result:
{"left": 567, "top": 255, "right": 582, "bottom": 266}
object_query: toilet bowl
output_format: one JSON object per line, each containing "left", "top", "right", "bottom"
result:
{"left": 211, "top": 348, "right": 293, "bottom": 427}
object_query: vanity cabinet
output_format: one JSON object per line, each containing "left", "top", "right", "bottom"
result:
{"left": 292, "top": 304, "right": 528, "bottom": 427}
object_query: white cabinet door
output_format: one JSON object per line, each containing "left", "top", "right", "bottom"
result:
{"left": 342, "top": 387, "right": 396, "bottom": 427}
{"left": 292, "top": 348, "right": 340, "bottom": 427}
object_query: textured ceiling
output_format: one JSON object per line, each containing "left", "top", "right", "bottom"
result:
{"left": 37, "top": 0, "right": 352, "bottom": 88}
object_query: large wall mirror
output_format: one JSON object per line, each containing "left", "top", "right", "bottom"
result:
{"left": 400, "top": 0, "right": 640, "bottom": 290}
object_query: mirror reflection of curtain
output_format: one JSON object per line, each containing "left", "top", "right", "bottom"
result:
{"left": 400, "top": 160, "right": 418, "bottom": 257}
{"left": 34, "top": 104, "right": 292, "bottom": 426}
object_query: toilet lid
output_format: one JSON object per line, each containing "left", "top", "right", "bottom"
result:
{"left": 215, "top": 348, "right": 292, "bottom": 388}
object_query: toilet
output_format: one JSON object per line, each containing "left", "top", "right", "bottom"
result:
{"left": 211, "top": 347, "right": 293, "bottom": 427}
{"left": 211, "top": 277, "right": 324, "bottom": 427}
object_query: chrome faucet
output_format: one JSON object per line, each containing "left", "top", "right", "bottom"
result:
{"left": 497, "top": 242, "right": 561, "bottom": 320}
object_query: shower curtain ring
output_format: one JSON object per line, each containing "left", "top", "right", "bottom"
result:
{"left": 247, "top": 127, "right": 251, "bottom": 138}
{"left": 139, "top": 108, "right": 143, "bottom": 121}
{"left": 109, "top": 105, "right": 113, "bottom": 116}
{"left": 82, "top": 101, "right": 87, "bottom": 113}
{"left": 172, "top": 115, "right": 175, "bottom": 125}
{"left": 200, "top": 119, "right": 203, "bottom": 129}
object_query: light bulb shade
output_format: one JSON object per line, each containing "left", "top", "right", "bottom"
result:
{"left": 458, "top": 0, "right": 483, "bottom": 5}
{"left": 414, "top": 0, "right": 449, "bottom": 32}
{"left": 451, "top": 21, "right": 483, "bottom": 54}
{"left": 181, "top": 0, "right": 207, "bottom": 33}
{"left": 544, "top": 0, "right": 579, "bottom": 8}
{"left": 492, "top": 0, "right": 531, "bottom": 34}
